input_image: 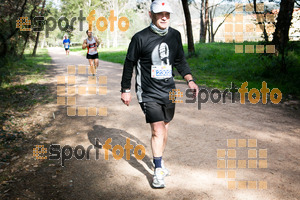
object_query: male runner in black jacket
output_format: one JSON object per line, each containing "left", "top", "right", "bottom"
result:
{"left": 121, "top": 0, "right": 198, "bottom": 188}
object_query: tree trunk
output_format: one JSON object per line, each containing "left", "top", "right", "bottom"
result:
{"left": 200, "top": 0, "right": 209, "bottom": 43}
{"left": 272, "top": 0, "right": 295, "bottom": 72}
{"left": 32, "top": 0, "right": 46, "bottom": 56}
{"left": 253, "top": 0, "right": 268, "bottom": 42}
{"left": 208, "top": 19, "right": 211, "bottom": 43}
{"left": 209, "top": 8, "right": 214, "bottom": 43}
{"left": 21, "top": 2, "right": 38, "bottom": 56}
{"left": 262, "top": 15, "right": 269, "bottom": 42}
{"left": 1, "top": 0, "right": 28, "bottom": 57}
{"left": 200, "top": 0, "right": 205, "bottom": 43}
{"left": 203, "top": 0, "right": 209, "bottom": 42}
{"left": 0, "top": 34, "right": 7, "bottom": 57}
{"left": 273, "top": 0, "right": 295, "bottom": 50}
{"left": 181, "top": 0, "right": 195, "bottom": 55}
{"left": 6, "top": 0, "right": 28, "bottom": 42}
{"left": 21, "top": 32, "right": 30, "bottom": 57}
{"left": 179, "top": 0, "right": 187, "bottom": 44}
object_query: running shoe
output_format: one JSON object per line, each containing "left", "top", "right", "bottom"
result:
{"left": 161, "top": 160, "right": 170, "bottom": 177}
{"left": 152, "top": 167, "right": 165, "bottom": 188}
{"left": 153, "top": 160, "right": 170, "bottom": 177}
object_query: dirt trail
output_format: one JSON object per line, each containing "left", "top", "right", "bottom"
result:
{"left": 5, "top": 47, "right": 300, "bottom": 200}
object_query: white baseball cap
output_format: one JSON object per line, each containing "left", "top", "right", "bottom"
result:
{"left": 151, "top": 0, "right": 173, "bottom": 14}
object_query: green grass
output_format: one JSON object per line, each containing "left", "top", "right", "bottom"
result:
{"left": 69, "top": 46, "right": 85, "bottom": 52}
{"left": 98, "top": 46, "right": 127, "bottom": 64}
{"left": 0, "top": 48, "right": 53, "bottom": 112}
{"left": 184, "top": 42, "right": 300, "bottom": 98}
{"left": 99, "top": 50, "right": 127, "bottom": 64}
{"left": 183, "top": 42, "right": 268, "bottom": 89}
{"left": 0, "top": 49, "right": 55, "bottom": 161}
{"left": 0, "top": 48, "right": 55, "bottom": 148}
{"left": 0, "top": 49, "right": 51, "bottom": 87}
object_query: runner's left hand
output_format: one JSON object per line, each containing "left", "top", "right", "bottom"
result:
{"left": 188, "top": 81, "right": 199, "bottom": 98}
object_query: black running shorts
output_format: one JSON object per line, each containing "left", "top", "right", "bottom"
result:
{"left": 140, "top": 101, "right": 175, "bottom": 123}
{"left": 65, "top": 48, "right": 69, "bottom": 50}
{"left": 86, "top": 53, "right": 99, "bottom": 59}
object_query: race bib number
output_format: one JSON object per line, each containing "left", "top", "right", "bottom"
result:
{"left": 64, "top": 43, "right": 69, "bottom": 48}
{"left": 151, "top": 65, "right": 172, "bottom": 79}
{"left": 89, "top": 47, "right": 97, "bottom": 54}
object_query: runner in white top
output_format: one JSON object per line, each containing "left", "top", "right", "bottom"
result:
{"left": 82, "top": 30, "right": 100, "bottom": 75}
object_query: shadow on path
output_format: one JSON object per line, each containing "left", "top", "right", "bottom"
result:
{"left": 87, "top": 125, "right": 153, "bottom": 186}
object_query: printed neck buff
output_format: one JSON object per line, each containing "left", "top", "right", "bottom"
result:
{"left": 150, "top": 23, "right": 169, "bottom": 36}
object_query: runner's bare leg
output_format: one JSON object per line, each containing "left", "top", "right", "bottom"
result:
{"left": 94, "top": 59, "right": 99, "bottom": 73}
{"left": 151, "top": 121, "right": 168, "bottom": 157}
{"left": 163, "top": 122, "right": 169, "bottom": 153}
{"left": 88, "top": 59, "right": 95, "bottom": 75}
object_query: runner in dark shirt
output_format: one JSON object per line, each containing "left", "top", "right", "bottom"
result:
{"left": 121, "top": 0, "right": 198, "bottom": 189}
{"left": 121, "top": 26, "right": 192, "bottom": 104}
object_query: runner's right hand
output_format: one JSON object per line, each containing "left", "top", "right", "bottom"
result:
{"left": 121, "top": 93, "right": 131, "bottom": 106}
